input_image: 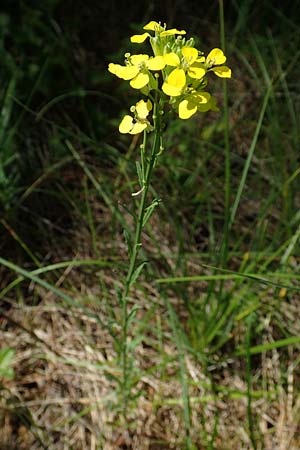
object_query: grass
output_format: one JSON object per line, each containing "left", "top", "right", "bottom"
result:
{"left": 1, "top": 1, "right": 300, "bottom": 449}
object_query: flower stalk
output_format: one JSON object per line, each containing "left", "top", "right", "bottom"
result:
{"left": 120, "top": 98, "right": 161, "bottom": 419}
{"left": 108, "top": 19, "right": 231, "bottom": 420}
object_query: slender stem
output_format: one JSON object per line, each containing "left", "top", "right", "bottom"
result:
{"left": 140, "top": 129, "right": 147, "bottom": 184}
{"left": 120, "top": 99, "right": 161, "bottom": 418}
{"left": 125, "top": 106, "right": 160, "bottom": 294}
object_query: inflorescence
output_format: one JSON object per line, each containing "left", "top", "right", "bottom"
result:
{"left": 108, "top": 21, "right": 232, "bottom": 134}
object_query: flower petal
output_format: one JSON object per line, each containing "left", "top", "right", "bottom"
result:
{"left": 160, "top": 28, "right": 186, "bottom": 37}
{"left": 196, "top": 93, "right": 213, "bottom": 112}
{"left": 188, "top": 65, "right": 206, "bottom": 79}
{"left": 147, "top": 56, "right": 166, "bottom": 71}
{"left": 119, "top": 115, "right": 133, "bottom": 134}
{"left": 143, "top": 21, "right": 163, "bottom": 31}
{"left": 129, "top": 122, "right": 147, "bottom": 135}
{"left": 197, "top": 101, "right": 213, "bottom": 112}
{"left": 120, "top": 65, "right": 140, "bottom": 80}
{"left": 130, "top": 72, "right": 150, "bottom": 89}
{"left": 108, "top": 63, "right": 139, "bottom": 80}
{"left": 167, "top": 68, "right": 186, "bottom": 89}
{"left": 162, "top": 82, "right": 181, "bottom": 97}
{"left": 194, "top": 92, "right": 211, "bottom": 104}
{"left": 179, "top": 99, "right": 197, "bottom": 119}
{"left": 130, "top": 54, "right": 149, "bottom": 65}
{"left": 162, "top": 68, "right": 186, "bottom": 96}
{"left": 182, "top": 47, "right": 198, "bottom": 64}
{"left": 163, "top": 52, "right": 180, "bottom": 66}
{"left": 108, "top": 63, "right": 123, "bottom": 76}
{"left": 136, "top": 99, "right": 152, "bottom": 119}
{"left": 130, "top": 33, "right": 150, "bottom": 43}
{"left": 207, "top": 48, "right": 226, "bottom": 65}
{"left": 211, "top": 66, "right": 231, "bottom": 78}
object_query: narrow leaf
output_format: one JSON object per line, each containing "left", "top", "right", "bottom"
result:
{"left": 123, "top": 229, "right": 132, "bottom": 257}
{"left": 143, "top": 198, "right": 161, "bottom": 227}
{"left": 129, "top": 261, "right": 148, "bottom": 287}
{"left": 136, "top": 160, "right": 144, "bottom": 188}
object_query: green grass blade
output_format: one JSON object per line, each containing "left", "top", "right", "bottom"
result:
{"left": 237, "top": 335, "right": 300, "bottom": 356}
{"left": 0, "top": 256, "right": 104, "bottom": 323}
{"left": 0, "top": 258, "right": 121, "bottom": 300}
{"left": 229, "top": 84, "right": 272, "bottom": 228}
{"left": 156, "top": 266, "right": 300, "bottom": 293}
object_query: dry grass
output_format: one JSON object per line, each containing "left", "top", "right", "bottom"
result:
{"left": 1, "top": 251, "right": 300, "bottom": 449}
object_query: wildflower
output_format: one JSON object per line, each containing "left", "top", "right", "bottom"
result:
{"left": 162, "top": 47, "right": 206, "bottom": 97}
{"left": 108, "top": 54, "right": 166, "bottom": 89}
{"left": 202, "top": 48, "right": 232, "bottom": 78}
{"left": 130, "top": 21, "right": 186, "bottom": 43}
{"left": 119, "top": 99, "right": 152, "bottom": 135}
{"left": 178, "top": 91, "right": 219, "bottom": 119}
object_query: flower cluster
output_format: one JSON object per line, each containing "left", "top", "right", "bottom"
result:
{"left": 108, "top": 21, "right": 231, "bottom": 133}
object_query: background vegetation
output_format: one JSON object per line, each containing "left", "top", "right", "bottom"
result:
{"left": 1, "top": 0, "right": 300, "bottom": 449}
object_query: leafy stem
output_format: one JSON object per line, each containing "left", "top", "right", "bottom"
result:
{"left": 120, "top": 97, "right": 162, "bottom": 419}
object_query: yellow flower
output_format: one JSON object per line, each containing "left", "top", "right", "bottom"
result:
{"left": 119, "top": 99, "right": 152, "bottom": 135}
{"left": 204, "top": 48, "right": 232, "bottom": 78}
{"left": 162, "top": 47, "right": 206, "bottom": 97}
{"left": 108, "top": 22, "right": 232, "bottom": 127}
{"left": 108, "top": 54, "right": 166, "bottom": 89}
{"left": 178, "top": 92, "right": 211, "bottom": 119}
{"left": 131, "top": 21, "right": 186, "bottom": 43}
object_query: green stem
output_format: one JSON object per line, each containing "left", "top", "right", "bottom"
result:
{"left": 120, "top": 99, "right": 161, "bottom": 418}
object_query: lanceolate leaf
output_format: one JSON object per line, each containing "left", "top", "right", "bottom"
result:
{"left": 143, "top": 198, "right": 161, "bottom": 227}
{"left": 129, "top": 261, "right": 148, "bottom": 287}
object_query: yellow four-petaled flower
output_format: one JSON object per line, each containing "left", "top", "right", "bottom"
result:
{"left": 119, "top": 99, "right": 152, "bottom": 135}
{"left": 108, "top": 54, "right": 166, "bottom": 89}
